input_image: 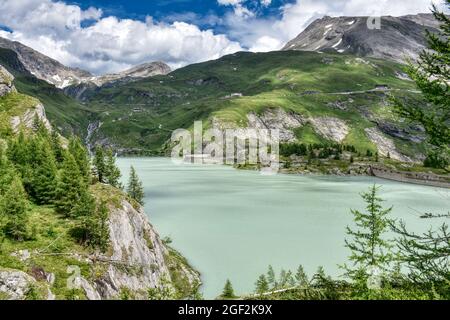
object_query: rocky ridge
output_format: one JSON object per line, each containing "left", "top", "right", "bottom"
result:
{"left": 0, "top": 37, "right": 171, "bottom": 89}
{"left": 283, "top": 14, "right": 439, "bottom": 63}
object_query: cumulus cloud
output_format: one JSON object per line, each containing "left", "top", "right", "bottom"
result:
{"left": 0, "top": 0, "right": 242, "bottom": 74}
{"left": 0, "top": 0, "right": 446, "bottom": 74}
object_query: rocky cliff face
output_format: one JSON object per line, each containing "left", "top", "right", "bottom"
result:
{"left": 89, "top": 193, "right": 200, "bottom": 300}
{"left": 213, "top": 108, "right": 420, "bottom": 163}
{"left": 283, "top": 14, "right": 439, "bottom": 63}
{"left": 0, "top": 64, "right": 16, "bottom": 97}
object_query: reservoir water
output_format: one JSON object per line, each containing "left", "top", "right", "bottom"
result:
{"left": 117, "top": 157, "right": 449, "bottom": 298}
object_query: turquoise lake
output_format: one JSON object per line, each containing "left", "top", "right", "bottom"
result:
{"left": 117, "top": 157, "right": 449, "bottom": 298}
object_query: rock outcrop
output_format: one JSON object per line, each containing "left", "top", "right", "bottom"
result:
{"left": 0, "top": 64, "right": 16, "bottom": 97}
{"left": 92, "top": 198, "right": 181, "bottom": 299}
{"left": 365, "top": 127, "right": 416, "bottom": 163}
{"left": 213, "top": 109, "right": 349, "bottom": 143}
{"left": 10, "top": 103, "right": 52, "bottom": 133}
{"left": 0, "top": 269, "right": 53, "bottom": 300}
{"left": 309, "top": 117, "right": 349, "bottom": 143}
{"left": 78, "top": 187, "right": 200, "bottom": 300}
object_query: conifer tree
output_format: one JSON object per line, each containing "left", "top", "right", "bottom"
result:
{"left": 342, "top": 185, "right": 393, "bottom": 282}
{"left": 0, "top": 176, "right": 29, "bottom": 241}
{"left": 50, "top": 130, "right": 64, "bottom": 164}
{"left": 80, "top": 200, "right": 110, "bottom": 252}
{"left": 389, "top": 1, "right": 449, "bottom": 295}
{"left": 104, "top": 148, "right": 122, "bottom": 188}
{"left": 68, "top": 137, "right": 91, "bottom": 185}
{"left": 127, "top": 166, "right": 144, "bottom": 205}
{"left": 221, "top": 279, "right": 236, "bottom": 299}
{"left": 295, "top": 265, "right": 309, "bottom": 287}
{"left": 392, "top": 1, "right": 449, "bottom": 168}
{"left": 93, "top": 146, "right": 106, "bottom": 183}
{"left": 55, "top": 152, "right": 85, "bottom": 217}
{"left": 255, "top": 275, "right": 269, "bottom": 295}
{"left": 266, "top": 265, "right": 276, "bottom": 289}
{"left": 30, "top": 139, "right": 58, "bottom": 205}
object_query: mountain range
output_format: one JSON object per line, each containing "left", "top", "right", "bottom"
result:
{"left": 0, "top": 13, "right": 441, "bottom": 162}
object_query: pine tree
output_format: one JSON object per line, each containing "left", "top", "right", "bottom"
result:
{"left": 266, "top": 265, "right": 276, "bottom": 289}
{"left": 342, "top": 185, "right": 394, "bottom": 282}
{"left": 255, "top": 274, "right": 269, "bottom": 295}
{"left": 55, "top": 152, "right": 85, "bottom": 217}
{"left": 392, "top": 1, "right": 449, "bottom": 168}
{"left": 0, "top": 176, "right": 29, "bottom": 241}
{"left": 30, "top": 139, "right": 58, "bottom": 205}
{"left": 50, "top": 130, "right": 64, "bottom": 164}
{"left": 80, "top": 200, "right": 110, "bottom": 252}
{"left": 127, "top": 166, "right": 144, "bottom": 205}
{"left": 221, "top": 279, "right": 236, "bottom": 299}
{"left": 104, "top": 148, "right": 122, "bottom": 188}
{"left": 93, "top": 146, "right": 106, "bottom": 183}
{"left": 295, "top": 265, "right": 309, "bottom": 287}
{"left": 68, "top": 137, "right": 91, "bottom": 185}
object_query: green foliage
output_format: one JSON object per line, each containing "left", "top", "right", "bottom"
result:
{"left": 104, "top": 149, "right": 122, "bottom": 188}
{"left": 55, "top": 152, "right": 86, "bottom": 217}
{"left": 127, "top": 166, "right": 145, "bottom": 206}
{"left": 93, "top": 146, "right": 122, "bottom": 188}
{"left": 392, "top": 1, "right": 450, "bottom": 168}
{"left": 0, "top": 176, "right": 29, "bottom": 241}
{"left": 342, "top": 185, "right": 394, "bottom": 281}
{"left": 221, "top": 279, "right": 236, "bottom": 299}
{"left": 255, "top": 274, "right": 269, "bottom": 295}
{"left": 68, "top": 136, "right": 91, "bottom": 185}
{"left": 295, "top": 265, "right": 309, "bottom": 287}
{"left": 78, "top": 200, "right": 110, "bottom": 252}
{"left": 93, "top": 145, "right": 106, "bottom": 183}
{"left": 29, "top": 138, "right": 58, "bottom": 205}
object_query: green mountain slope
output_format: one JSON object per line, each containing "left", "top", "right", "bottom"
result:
{"left": 77, "top": 50, "right": 424, "bottom": 159}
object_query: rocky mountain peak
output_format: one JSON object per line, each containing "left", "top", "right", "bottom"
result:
{"left": 0, "top": 37, "right": 92, "bottom": 89}
{"left": 282, "top": 13, "right": 440, "bottom": 63}
{"left": 90, "top": 61, "right": 171, "bottom": 86}
{"left": 0, "top": 37, "right": 171, "bottom": 89}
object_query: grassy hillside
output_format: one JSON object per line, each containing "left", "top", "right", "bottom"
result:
{"left": 81, "top": 50, "right": 423, "bottom": 155}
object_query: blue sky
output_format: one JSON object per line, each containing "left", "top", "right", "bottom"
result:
{"left": 69, "top": 0, "right": 296, "bottom": 39}
{"left": 0, "top": 0, "right": 443, "bottom": 74}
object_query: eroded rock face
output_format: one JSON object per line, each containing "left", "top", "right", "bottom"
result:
{"left": 10, "top": 103, "right": 53, "bottom": 134}
{"left": 213, "top": 108, "right": 305, "bottom": 143}
{"left": 91, "top": 199, "right": 200, "bottom": 300}
{"left": 0, "top": 64, "right": 16, "bottom": 97}
{"left": 309, "top": 117, "right": 349, "bottom": 143}
{"left": 365, "top": 127, "right": 416, "bottom": 163}
{"left": 94, "top": 200, "right": 171, "bottom": 299}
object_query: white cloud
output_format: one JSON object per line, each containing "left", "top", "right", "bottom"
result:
{"left": 0, "top": 0, "right": 242, "bottom": 74}
{"left": 222, "top": 0, "right": 447, "bottom": 53}
{"left": 0, "top": 0, "right": 445, "bottom": 74}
